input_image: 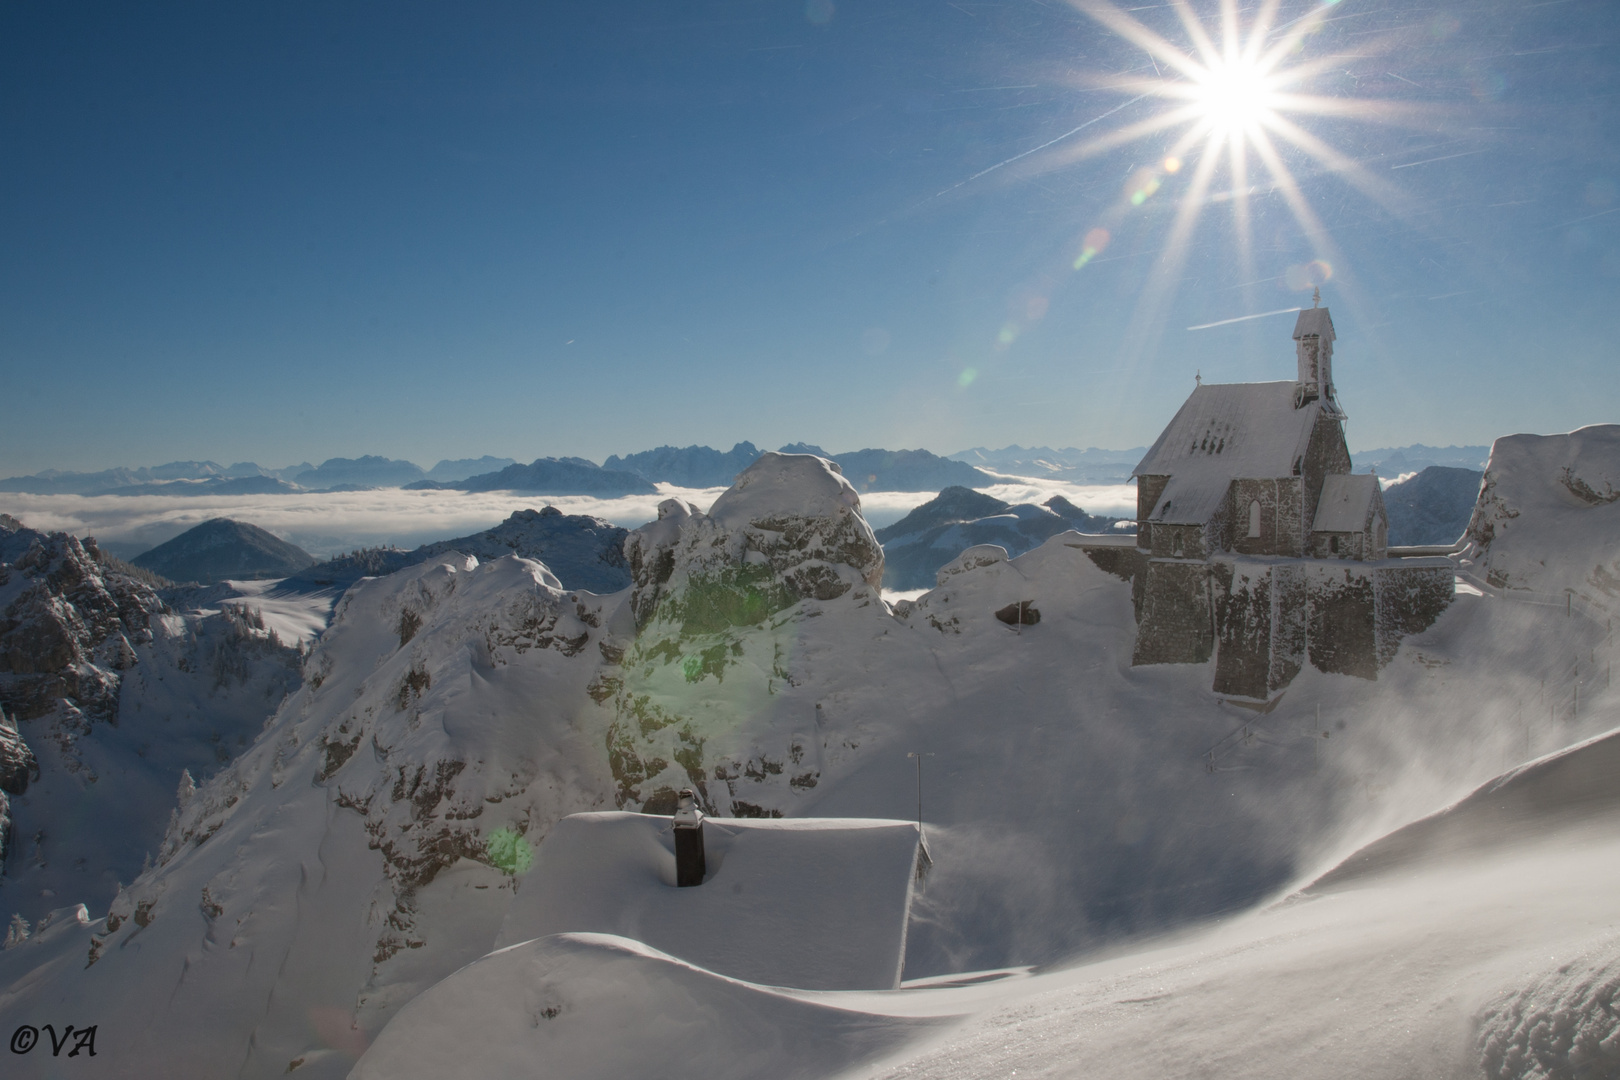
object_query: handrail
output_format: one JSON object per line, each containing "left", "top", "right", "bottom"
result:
{"left": 1385, "top": 541, "right": 1466, "bottom": 558}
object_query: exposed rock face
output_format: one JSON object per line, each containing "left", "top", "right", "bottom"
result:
{"left": 0, "top": 705, "right": 38, "bottom": 863}
{"left": 0, "top": 528, "right": 161, "bottom": 724}
{"left": 155, "top": 554, "right": 610, "bottom": 968}
{"left": 130, "top": 517, "right": 316, "bottom": 584}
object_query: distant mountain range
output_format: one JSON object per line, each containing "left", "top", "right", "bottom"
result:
{"left": 1351, "top": 444, "right": 1490, "bottom": 477}
{"left": 875, "top": 486, "right": 1129, "bottom": 589}
{"left": 606, "top": 442, "right": 993, "bottom": 492}
{"left": 605, "top": 443, "right": 765, "bottom": 489}
{"left": 0, "top": 443, "right": 1492, "bottom": 497}
{"left": 409, "top": 458, "right": 659, "bottom": 497}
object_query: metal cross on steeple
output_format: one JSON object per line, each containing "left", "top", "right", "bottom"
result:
{"left": 1312, "top": 286, "right": 1321, "bottom": 308}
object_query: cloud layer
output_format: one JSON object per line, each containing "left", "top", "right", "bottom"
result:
{"left": 0, "top": 481, "right": 1138, "bottom": 560}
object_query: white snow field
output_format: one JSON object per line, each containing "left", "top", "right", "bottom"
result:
{"left": 211, "top": 578, "right": 342, "bottom": 645}
{"left": 0, "top": 438, "right": 1615, "bottom": 1079}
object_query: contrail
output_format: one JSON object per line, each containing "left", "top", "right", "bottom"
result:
{"left": 931, "top": 93, "right": 1151, "bottom": 200}
{"left": 1187, "top": 307, "right": 1300, "bottom": 331}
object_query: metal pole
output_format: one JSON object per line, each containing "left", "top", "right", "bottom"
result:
{"left": 907, "top": 752, "right": 932, "bottom": 837}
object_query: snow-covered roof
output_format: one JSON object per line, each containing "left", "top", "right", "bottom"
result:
{"left": 497, "top": 812, "right": 922, "bottom": 991}
{"left": 1293, "top": 307, "right": 1335, "bottom": 340}
{"left": 1133, "top": 382, "right": 1325, "bottom": 525}
{"left": 1313, "top": 473, "right": 1381, "bottom": 533}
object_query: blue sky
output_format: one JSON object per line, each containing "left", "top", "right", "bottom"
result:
{"left": 2, "top": 0, "right": 1617, "bottom": 474}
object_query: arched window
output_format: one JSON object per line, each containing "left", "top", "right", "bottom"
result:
{"left": 1247, "top": 500, "right": 1262, "bottom": 538}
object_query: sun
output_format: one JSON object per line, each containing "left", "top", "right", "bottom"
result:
{"left": 929, "top": 0, "right": 1434, "bottom": 375}
{"left": 1191, "top": 57, "right": 1280, "bottom": 137}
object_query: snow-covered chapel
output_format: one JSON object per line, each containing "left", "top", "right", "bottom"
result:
{"left": 1133, "top": 301, "right": 1388, "bottom": 562}
{"left": 1108, "top": 298, "right": 1453, "bottom": 699}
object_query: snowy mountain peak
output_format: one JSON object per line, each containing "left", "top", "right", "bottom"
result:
{"left": 708, "top": 451, "right": 860, "bottom": 529}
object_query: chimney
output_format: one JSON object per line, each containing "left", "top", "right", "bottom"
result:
{"left": 673, "top": 788, "right": 706, "bottom": 887}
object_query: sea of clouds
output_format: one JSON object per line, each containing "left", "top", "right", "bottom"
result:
{"left": 0, "top": 481, "right": 1140, "bottom": 560}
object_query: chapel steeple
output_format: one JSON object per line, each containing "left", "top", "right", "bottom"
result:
{"left": 1292, "top": 288, "right": 1337, "bottom": 411}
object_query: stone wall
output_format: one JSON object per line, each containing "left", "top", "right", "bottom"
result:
{"left": 1145, "top": 523, "right": 1208, "bottom": 560}
{"left": 1132, "top": 553, "right": 1453, "bottom": 697}
{"left": 1137, "top": 475, "right": 1170, "bottom": 524}
{"left": 1305, "top": 562, "right": 1379, "bottom": 679}
{"left": 1268, "top": 562, "right": 1308, "bottom": 692}
{"left": 1226, "top": 477, "right": 1305, "bottom": 558}
{"left": 1374, "top": 560, "right": 1455, "bottom": 667}
{"left": 1132, "top": 559, "right": 1214, "bottom": 666}
{"left": 1212, "top": 561, "right": 1272, "bottom": 698}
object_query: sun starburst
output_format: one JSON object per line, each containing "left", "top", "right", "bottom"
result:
{"left": 1020, "top": 0, "right": 1433, "bottom": 353}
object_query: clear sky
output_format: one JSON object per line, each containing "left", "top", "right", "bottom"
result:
{"left": 2, "top": 0, "right": 1616, "bottom": 475}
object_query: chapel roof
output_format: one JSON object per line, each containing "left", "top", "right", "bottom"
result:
{"left": 1312, "top": 473, "right": 1382, "bottom": 533}
{"left": 1292, "top": 306, "right": 1335, "bottom": 341}
{"left": 1133, "top": 381, "right": 1325, "bottom": 525}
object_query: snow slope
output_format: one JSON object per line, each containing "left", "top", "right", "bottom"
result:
{"left": 857, "top": 715, "right": 1620, "bottom": 1080}
{"left": 352, "top": 933, "right": 959, "bottom": 1080}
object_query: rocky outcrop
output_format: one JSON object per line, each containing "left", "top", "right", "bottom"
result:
{"left": 0, "top": 704, "right": 38, "bottom": 862}
{"left": 609, "top": 453, "right": 886, "bottom": 812}
{"left": 1462, "top": 426, "right": 1620, "bottom": 607}
{"left": 0, "top": 517, "right": 303, "bottom": 919}
{"left": 0, "top": 529, "right": 161, "bottom": 723}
